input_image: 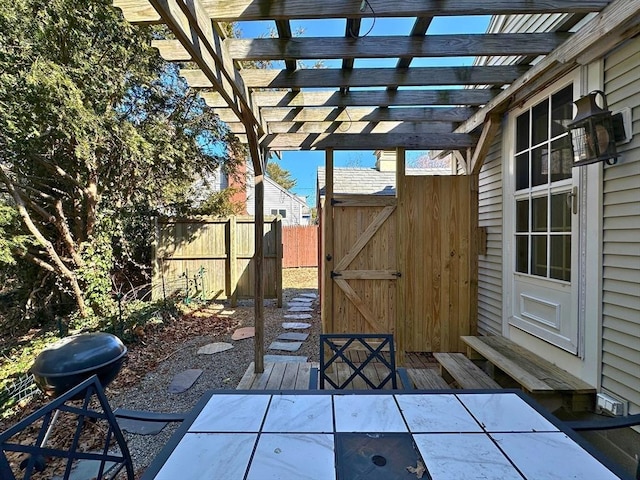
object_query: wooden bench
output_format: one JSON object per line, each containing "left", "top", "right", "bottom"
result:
{"left": 406, "top": 368, "right": 450, "bottom": 389}
{"left": 461, "top": 335, "right": 596, "bottom": 411}
{"left": 433, "top": 353, "right": 501, "bottom": 389}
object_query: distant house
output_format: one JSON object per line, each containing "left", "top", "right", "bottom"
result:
{"left": 316, "top": 150, "right": 452, "bottom": 205}
{"left": 246, "top": 163, "right": 311, "bottom": 226}
{"left": 193, "top": 161, "right": 311, "bottom": 226}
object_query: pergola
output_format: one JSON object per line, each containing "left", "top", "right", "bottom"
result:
{"left": 113, "top": 0, "right": 640, "bottom": 371}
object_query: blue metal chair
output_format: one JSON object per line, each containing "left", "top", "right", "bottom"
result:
{"left": 0, "top": 375, "right": 134, "bottom": 480}
{"left": 309, "top": 333, "right": 412, "bottom": 389}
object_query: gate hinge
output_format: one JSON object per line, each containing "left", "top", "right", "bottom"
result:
{"left": 393, "top": 271, "right": 402, "bottom": 278}
{"left": 331, "top": 271, "right": 342, "bottom": 278}
{"left": 331, "top": 198, "right": 343, "bottom": 206}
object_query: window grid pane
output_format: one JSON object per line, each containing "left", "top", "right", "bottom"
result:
{"left": 514, "top": 85, "right": 573, "bottom": 282}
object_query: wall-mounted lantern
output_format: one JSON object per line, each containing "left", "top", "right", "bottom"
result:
{"left": 567, "top": 90, "right": 628, "bottom": 167}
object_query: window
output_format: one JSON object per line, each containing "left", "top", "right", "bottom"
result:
{"left": 271, "top": 209, "right": 287, "bottom": 218}
{"left": 514, "top": 85, "right": 574, "bottom": 282}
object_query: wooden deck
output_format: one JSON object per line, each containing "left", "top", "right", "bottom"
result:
{"left": 236, "top": 362, "right": 317, "bottom": 390}
{"left": 462, "top": 335, "right": 597, "bottom": 411}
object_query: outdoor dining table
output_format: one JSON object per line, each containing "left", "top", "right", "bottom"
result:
{"left": 141, "top": 388, "right": 632, "bottom": 480}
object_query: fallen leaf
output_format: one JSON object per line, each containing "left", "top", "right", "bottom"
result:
{"left": 406, "top": 460, "right": 426, "bottom": 479}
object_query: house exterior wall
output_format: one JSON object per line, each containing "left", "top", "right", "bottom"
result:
{"left": 477, "top": 130, "right": 504, "bottom": 336}
{"left": 601, "top": 37, "right": 640, "bottom": 413}
{"left": 475, "top": 13, "right": 639, "bottom": 415}
{"left": 246, "top": 175, "right": 310, "bottom": 226}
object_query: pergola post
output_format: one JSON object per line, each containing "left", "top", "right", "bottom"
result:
{"left": 254, "top": 168, "right": 264, "bottom": 373}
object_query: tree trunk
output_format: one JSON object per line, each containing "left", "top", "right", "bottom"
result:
{"left": 1, "top": 166, "right": 88, "bottom": 317}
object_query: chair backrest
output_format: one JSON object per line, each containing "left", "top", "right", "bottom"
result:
{"left": 319, "top": 333, "right": 398, "bottom": 389}
{"left": 0, "top": 375, "right": 134, "bottom": 480}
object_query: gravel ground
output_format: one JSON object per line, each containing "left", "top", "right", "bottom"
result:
{"left": 107, "top": 267, "right": 320, "bottom": 477}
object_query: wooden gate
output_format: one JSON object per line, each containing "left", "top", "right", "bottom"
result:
{"left": 324, "top": 195, "right": 399, "bottom": 335}
{"left": 321, "top": 176, "right": 478, "bottom": 358}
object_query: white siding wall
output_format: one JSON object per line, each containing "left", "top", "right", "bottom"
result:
{"left": 246, "top": 175, "right": 310, "bottom": 226}
{"left": 602, "top": 37, "right": 640, "bottom": 413}
{"left": 477, "top": 131, "right": 504, "bottom": 335}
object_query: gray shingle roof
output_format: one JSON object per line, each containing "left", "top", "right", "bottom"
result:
{"left": 317, "top": 167, "right": 396, "bottom": 197}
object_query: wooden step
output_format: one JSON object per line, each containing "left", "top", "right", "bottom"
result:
{"left": 433, "top": 353, "right": 501, "bottom": 389}
{"left": 461, "top": 335, "right": 596, "bottom": 412}
{"left": 406, "top": 368, "right": 450, "bottom": 389}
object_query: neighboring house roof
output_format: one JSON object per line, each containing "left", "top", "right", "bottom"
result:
{"left": 317, "top": 166, "right": 437, "bottom": 198}
{"left": 317, "top": 167, "right": 397, "bottom": 197}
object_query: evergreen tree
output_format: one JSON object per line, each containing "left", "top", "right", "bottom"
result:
{"left": 0, "top": 0, "right": 242, "bottom": 322}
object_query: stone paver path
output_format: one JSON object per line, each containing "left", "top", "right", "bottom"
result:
{"left": 197, "top": 342, "right": 233, "bottom": 355}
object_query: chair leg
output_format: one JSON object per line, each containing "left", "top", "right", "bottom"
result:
{"left": 308, "top": 367, "right": 319, "bottom": 390}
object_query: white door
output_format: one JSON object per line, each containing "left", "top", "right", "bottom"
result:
{"left": 506, "top": 81, "right": 581, "bottom": 354}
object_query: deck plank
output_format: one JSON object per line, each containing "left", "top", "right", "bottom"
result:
{"left": 407, "top": 368, "right": 450, "bottom": 389}
{"left": 433, "top": 353, "right": 501, "bottom": 389}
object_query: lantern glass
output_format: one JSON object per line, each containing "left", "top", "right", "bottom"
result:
{"left": 568, "top": 91, "right": 618, "bottom": 167}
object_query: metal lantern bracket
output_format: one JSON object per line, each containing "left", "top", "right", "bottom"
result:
{"left": 567, "top": 90, "right": 629, "bottom": 167}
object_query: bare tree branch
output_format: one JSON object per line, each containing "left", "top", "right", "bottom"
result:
{"left": 1, "top": 164, "right": 87, "bottom": 316}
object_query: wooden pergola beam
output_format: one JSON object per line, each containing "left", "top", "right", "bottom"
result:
{"left": 238, "top": 65, "right": 528, "bottom": 89}
{"left": 113, "top": 0, "right": 162, "bottom": 23}
{"left": 213, "top": 106, "right": 476, "bottom": 123}
{"left": 225, "top": 33, "right": 570, "bottom": 61}
{"left": 251, "top": 89, "right": 498, "bottom": 108}
{"left": 458, "top": 0, "right": 640, "bottom": 134}
{"left": 200, "top": 0, "right": 610, "bottom": 21}
{"left": 262, "top": 133, "right": 477, "bottom": 151}
{"left": 470, "top": 114, "right": 501, "bottom": 174}
{"left": 227, "top": 120, "right": 457, "bottom": 135}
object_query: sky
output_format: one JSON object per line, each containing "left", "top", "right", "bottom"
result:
{"left": 237, "top": 15, "right": 491, "bottom": 206}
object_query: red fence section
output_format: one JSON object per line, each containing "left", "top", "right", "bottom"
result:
{"left": 282, "top": 225, "right": 318, "bottom": 268}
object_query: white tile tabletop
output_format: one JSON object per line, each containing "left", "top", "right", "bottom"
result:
{"left": 262, "top": 395, "right": 333, "bottom": 432}
{"left": 396, "top": 394, "right": 483, "bottom": 433}
{"left": 154, "top": 433, "right": 256, "bottom": 480}
{"left": 144, "top": 391, "right": 626, "bottom": 480}
{"left": 333, "top": 394, "right": 407, "bottom": 432}
{"left": 413, "top": 433, "right": 523, "bottom": 480}
{"left": 188, "top": 394, "right": 270, "bottom": 432}
{"left": 457, "top": 392, "right": 559, "bottom": 432}
{"left": 493, "top": 432, "right": 623, "bottom": 480}
{"left": 246, "top": 433, "right": 335, "bottom": 480}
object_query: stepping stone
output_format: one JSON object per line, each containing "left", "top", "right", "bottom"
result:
{"left": 282, "top": 322, "right": 312, "bottom": 329}
{"left": 291, "top": 297, "right": 314, "bottom": 303}
{"left": 168, "top": 369, "right": 202, "bottom": 393}
{"left": 288, "top": 303, "right": 312, "bottom": 309}
{"left": 54, "top": 458, "right": 119, "bottom": 480}
{"left": 232, "top": 327, "right": 255, "bottom": 340}
{"left": 284, "top": 314, "right": 312, "bottom": 320}
{"left": 300, "top": 293, "right": 318, "bottom": 298}
{"left": 117, "top": 417, "right": 168, "bottom": 435}
{"left": 287, "top": 306, "right": 313, "bottom": 312}
{"left": 269, "top": 341, "right": 303, "bottom": 352}
{"left": 277, "top": 332, "right": 309, "bottom": 341}
{"left": 197, "top": 342, "right": 233, "bottom": 354}
{"left": 264, "top": 355, "right": 308, "bottom": 363}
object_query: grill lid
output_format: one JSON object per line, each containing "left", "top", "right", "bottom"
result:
{"left": 31, "top": 332, "right": 127, "bottom": 377}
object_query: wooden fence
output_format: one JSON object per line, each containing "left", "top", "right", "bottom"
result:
{"left": 153, "top": 216, "right": 282, "bottom": 306}
{"left": 282, "top": 225, "right": 318, "bottom": 268}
